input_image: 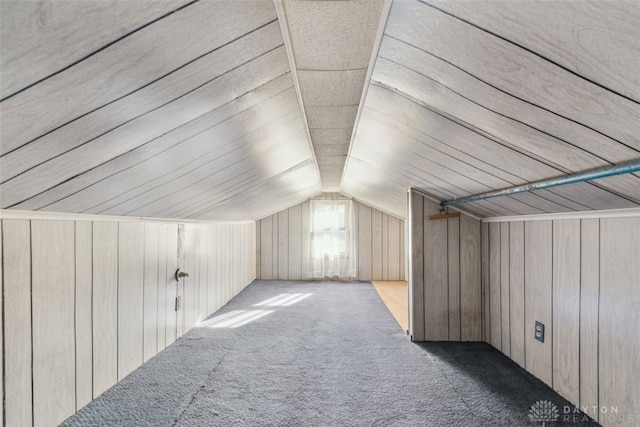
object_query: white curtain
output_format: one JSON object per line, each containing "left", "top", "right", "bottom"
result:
{"left": 308, "top": 199, "right": 357, "bottom": 279}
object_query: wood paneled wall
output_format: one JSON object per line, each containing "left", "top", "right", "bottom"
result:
{"left": 0, "top": 217, "right": 255, "bottom": 427}
{"left": 408, "top": 189, "right": 481, "bottom": 342}
{"left": 256, "top": 198, "right": 405, "bottom": 281}
{"left": 482, "top": 216, "right": 640, "bottom": 426}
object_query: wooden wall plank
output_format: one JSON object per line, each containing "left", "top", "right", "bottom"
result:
{"left": 599, "top": 217, "right": 640, "bottom": 426}
{"left": 481, "top": 222, "right": 489, "bottom": 342}
{"left": 358, "top": 204, "right": 372, "bottom": 281}
{"left": 0, "top": 222, "right": 3, "bottom": 426}
{"left": 580, "top": 219, "right": 599, "bottom": 412}
{"left": 31, "top": 220, "right": 76, "bottom": 426}
{"left": 382, "top": 213, "right": 389, "bottom": 280}
{"left": 157, "top": 224, "right": 168, "bottom": 351}
{"left": 447, "top": 217, "right": 461, "bottom": 341}
{"left": 176, "top": 225, "right": 185, "bottom": 337}
{"left": 408, "top": 191, "right": 424, "bottom": 341}
{"left": 2, "top": 220, "right": 32, "bottom": 426}
{"left": 388, "top": 216, "right": 401, "bottom": 281}
{"left": 118, "top": 223, "right": 144, "bottom": 380}
{"left": 255, "top": 221, "right": 261, "bottom": 281}
{"left": 92, "top": 221, "right": 119, "bottom": 398}
{"left": 75, "top": 221, "right": 93, "bottom": 409}
{"left": 301, "top": 201, "right": 311, "bottom": 279}
{"left": 508, "top": 221, "right": 525, "bottom": 367}
{"left": 552, "top": 219, "right": 581, "bottom": 404}
{"left": 423, "top": 198, "right": 448, "bottom": 341}
{"left": 165, "top": 224, "right": 178, "bottom": 346}
{"left": 260, "top": 216, "right": 273, "bottom": 279}
{"left": 500, "top": 222, "right": 510, "bottom": 357}
{"left": 460, "top": 214, "right": 481, "bottom": 341}
{"left": 400, "top": 220, "right": 406, "bottom": 281}
{"left": 524, "top": 220, "right": 553, "bottom": 387}
{"left": 488, "top": 222, "right": 501, "bottom": 350}
{"left": 271, "top": 215, "right": 278, "bottom": 280}
{"left": 183, "top": 225, "right": 197, "bottom": 332}
{"left": 143, "top": 223, "right": 159, "bottom": 362}
{"left": 288, "top": 204, "right": 302, "bottom": 280}
{"left": 371, "top": 209, "right": 383, "bottom": 280}
{"left": 212, "top": 224, "right": 222, "bottom": 311}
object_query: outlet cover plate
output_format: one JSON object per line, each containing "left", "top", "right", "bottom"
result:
{"left": 535, "top": 321, "right": 545, "bottom": 343}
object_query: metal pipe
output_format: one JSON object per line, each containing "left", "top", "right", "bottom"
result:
{"left": 441, "top": 158, "right": 640, "bottom": 207}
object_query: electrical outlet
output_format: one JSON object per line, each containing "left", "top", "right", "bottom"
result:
{"left": 175, "top": 296, "right": 182, "bottom": 311}
{"left": 535, "top": 321, "right": 545, "bottom": 343}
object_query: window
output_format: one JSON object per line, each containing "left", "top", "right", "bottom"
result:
{"left": 308, "top": 199, "right": 356, "bottom": 279}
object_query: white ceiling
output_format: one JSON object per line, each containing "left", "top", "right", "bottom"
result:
{"left": 1, "top": 0, "right": 639, "bottom": 220}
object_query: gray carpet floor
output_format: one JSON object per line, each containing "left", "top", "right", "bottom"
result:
{"left": 63, "top": 280, "right": 598, "bottom": 426}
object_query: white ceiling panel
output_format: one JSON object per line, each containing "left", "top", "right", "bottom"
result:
{"left": 343, "top": 0, "right": 640, "bottom": 217}
{"left": 309, "top": 128, "right": 353, "bottom": 145}
{"left": 427, "top": 0, "right": 640, "bottom": 101}
{"left": 0, "top": 0, "right": 188, "bottom": 99}
{"left": 282, "top": 0, "right": 385, "bottom": 70}
{"left": 297, "top": 69, "right": 367, "bottom": 106}
{"left": 1, "top": 0, "right": 321, "bottom": 221}
{"left": 306, "top": 106, "right": 358, "bottom": 129}
{"left": 3, "top": 0, "right": 639, "bottom": 221}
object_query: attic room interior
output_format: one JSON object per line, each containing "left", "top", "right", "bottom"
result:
{"left": 0, "top": 0, "right": 638, "bottom": 426}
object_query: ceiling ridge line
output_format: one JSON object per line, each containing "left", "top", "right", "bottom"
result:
{"left": 297, "top": 67, "right": 368, "bottom": 72}
{"left": 340, "top": 0, "right": 393, "bottom": 193}
{"left": 272, "top": 0, "right": 322, "bottom": 189}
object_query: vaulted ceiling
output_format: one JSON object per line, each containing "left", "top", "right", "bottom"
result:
{"left": 1, "top": 0, "right": 639, "bottom": 221}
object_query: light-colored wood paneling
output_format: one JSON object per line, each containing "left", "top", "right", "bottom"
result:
{"left": 508, "top": 221, "right": 525, "bottom": 368}
{"left": 288, "top": 203, "right": 302, "bottom": 279}
{"left": 500, "top": 222, "right": 510, "bottom": 357}
{"left": 460, "top": 214, "right": 481, "bottom": 341}
{"left": 447, "top": 217, "right": 461, "bottom": 341}
{"left": 143, "top": 223, "right": 159, "bottom": 362}
{"left": 31, "top": 220, "right": 76, "bottom": 426}
{"left": 183, "top": 225, "right": 197, "bottom": 332}
{"left": 157, "top": 224, "right": 169, "bottom": 352}
{"left": 199, "top": 224, "right": 209, "bottom": 322}
{"left": 165, "top": 224, "right": 178, "bottom": 346}
{"left": 481, "top": 222, "right": 489, "bottom": 342}
{"left": 118, "top": 223, "right": 145, "bottom": 380}
{"left": 423, "top": 198, "right": 448, "bottom": 341}
{"left": 358, "top": 203, "right": 372, "bottom": 281}
{"left": 488, "top": 222, "right": 501, "bottom": 350}
{"left": 524, "top": 220, "right": 553, "bottom": 387}
{"left": 580, "top": 219, "right": 599, "bottom": 411}
{"left": 599, "top": 218, "right": 640, "bottom": 426}
{"left": 0, "top": 214, "right": 256, "bottom": 426}
{"left": 0, "top": 221, "right": 3, "bottom": 426}
{"left": 278, "top": 210, "right": 289, "bottom": 279}
{"left": 2, "top": 220, "right": 32, "bottom": 426}
{"left": 92, "top": 221, "right": 119, "bottom": 398}
{"left": 552, "top": 219, "right": 580, "bottom": 404}
{"left": 387, "top": 216, "right": 401, "bottom": 283}
{"left": 409, "top": 190, "right": 425, "bottom": 341}
{"left": 75, "top": 221, "right": 93, "bottom": 409}
{"left": 271, "top": 216, "right": 278, "bottom": 280}
{"left": 260, "top": 216, "right": 273, "bottom": 279}
{"left": 256, "top": 198, "right": 405, "bottom": 281}
{"left": 300, "top": 200, "right": 311, "bottom": 278}
{"left": 371, "top": 209, "right": 383, "bottom": 280}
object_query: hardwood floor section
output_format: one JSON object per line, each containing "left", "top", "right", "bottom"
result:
{"left": 371, "top": 280, "right": 408, "bottom": 332}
